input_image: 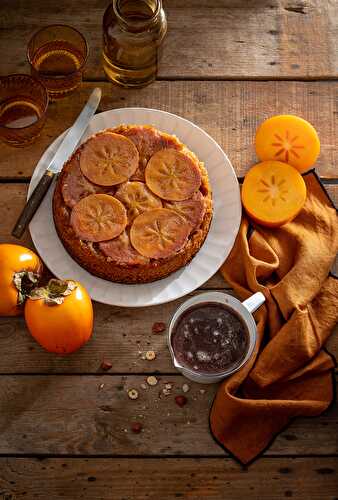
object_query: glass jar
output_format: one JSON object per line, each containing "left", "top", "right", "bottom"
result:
{"left": 102, "top": 0, "right": 167, "bottom": 88}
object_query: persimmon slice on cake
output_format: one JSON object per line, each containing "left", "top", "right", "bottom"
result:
{"left": 62, "top": 159, "right": 113, "bottom": 209}
{"left": 71, "top": 194, "right": 127, "bottom": 242}
{"left": 115, "top": 181, "right": 162, "bottom": 223}
{"left": 80, "top": 132, "right": 139, "bottom": 186}
{"left": 164, "top": 191, "right": 206, "bottom": 233}
{"left": 145, "top": 149, "right": 201, "bottom": 201}
{"left": 130, "top": 208, "right": 190, "bottom": 259}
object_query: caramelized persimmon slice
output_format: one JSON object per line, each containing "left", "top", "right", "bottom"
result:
{"left": 71, "top": 194, "right": 127, "bottom": 242}
{"left": 164, "top": 191, "right": 206, "bottom": 232}
{"left": 115, "top": 181, "right": 162, "bottom": 223}
{"left": 99, "top": 230, "right": 149, "bottom": 265}
{"left": 115, "top": 125, "right": 181, "bottom": 181}
{"left": 62, "top": 159, "right": 116, "bottom": 208}
{"left": 145, "top": 149, "right": 201, "bottom": 201}
{"left": 255, "top": 115, "right": 320, "bottom": 173}
{"left": 241, "top": 161, "right": 307, "bottom": 227}
{"left": 80, "top": 132, "right": 139, "bottom": 186}
{"left": 130, "top": 208, "right": 190, "bottom": 259}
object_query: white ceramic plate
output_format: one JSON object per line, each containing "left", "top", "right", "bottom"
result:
{"left": 28, "top": 108, "right": 241, "bottom": 307}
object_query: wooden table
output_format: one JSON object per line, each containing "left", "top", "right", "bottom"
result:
{"left": 0, "top": 1, "right": 337, "bottom": 498}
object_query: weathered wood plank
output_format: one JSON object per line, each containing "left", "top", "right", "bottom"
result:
{"left": 0, "top": 183, "right": 336, "bottom": 373}
{"left": 0, "top": 0, "right": 337, "bottom": 79}
{"left": 0, "top": 81, "right": 337, "bottom": 179}
{"left": 0, "top": 375, "right": 336, "bottom": 456}
{"left": 0, "top": 457, "right": 337, "bottom": 500}
{"left": 0, "top": 291, "right": 336, "bottom": 374}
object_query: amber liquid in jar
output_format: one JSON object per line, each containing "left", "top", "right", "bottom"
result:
{"left": 102, "top": 0, "right": 167, "bottom": 87}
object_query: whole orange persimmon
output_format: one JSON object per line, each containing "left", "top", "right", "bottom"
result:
{"left": 24, "top": 279, "right": 93, "bottom": 354}
{"left": 0, "top": 244, "right": 43, "bottom": 316}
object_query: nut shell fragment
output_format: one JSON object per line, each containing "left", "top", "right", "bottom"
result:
{"left": 146, "top": 376, "right": 158, "bottom": 386}
{"left": 128, "top": 389, "right": 139, "bottom": 400}
{"left": 145, "top": 350, "right": 156, "bottom": 361}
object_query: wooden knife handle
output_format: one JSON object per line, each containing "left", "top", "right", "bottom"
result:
{"left": 12, "top": 170, "right": 55, "bottom": 239}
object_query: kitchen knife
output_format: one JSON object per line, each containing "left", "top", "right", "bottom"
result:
{"left": 12, "top": 87, "right": 102, "bottom": 239}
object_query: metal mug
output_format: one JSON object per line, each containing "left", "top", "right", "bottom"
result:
{"left": 167, "top": 291, "right": 265, "bottom": 384}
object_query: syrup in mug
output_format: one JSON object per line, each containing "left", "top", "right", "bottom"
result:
{"left": 171, "top": 302, "right": 249, "bottom": 374}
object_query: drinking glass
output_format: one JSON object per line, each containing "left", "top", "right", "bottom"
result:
{"left": 27, "top": 24, "right": 88, "bottom": 100}
{"left": 0, "top": 74, "right": 48, "bottom": 147}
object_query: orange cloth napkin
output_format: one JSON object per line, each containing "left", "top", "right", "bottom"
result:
{"left": 210, "top": 171, "right": 338, "bottom": 465}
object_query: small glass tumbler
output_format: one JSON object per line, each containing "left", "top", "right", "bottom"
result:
{"left": 27, "top": 24, "right": 88, "bottom": 100}
{"left": 0, "top": 74, "right": 48, "bottom": 147}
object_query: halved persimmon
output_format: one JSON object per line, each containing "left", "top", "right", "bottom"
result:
{"left": 255, "top": 115, "right": 320, "bottom": 173}
{"left": 70, "top": 194, "right": 127, "bottom": 242}
{"left": 241, "top": 161, "right": 307, "bottom": 227}
{"left": 80, "top": 132, "right": 139, "bottom": 186}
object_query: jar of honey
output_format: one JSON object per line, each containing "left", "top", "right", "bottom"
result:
{"left": 102, "top": 0, "right": 167, "bottom": 87}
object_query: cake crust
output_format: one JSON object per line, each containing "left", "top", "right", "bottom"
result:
{"left": 53, "top": 125, "right": 213, "bottom": 284}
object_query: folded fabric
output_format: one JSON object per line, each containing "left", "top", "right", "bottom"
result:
{"left": 210, "top": 170, "right": 338, "bottom": 465}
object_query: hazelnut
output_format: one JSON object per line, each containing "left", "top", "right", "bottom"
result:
{"left": 100, "top": 360, "right": 113, "bottom": 371}
{"left": 152, "top": 322, "right": 166, "bottom": 334}
{"left": 175, "top": 395, "right": 187, "bottom": 407}
{"left": 131, "top": 422, "right": 142, "bottom": 433}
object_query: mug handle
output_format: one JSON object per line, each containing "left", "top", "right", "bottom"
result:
{"left": 242, "top": 292, "right": 265, "bottom": 314}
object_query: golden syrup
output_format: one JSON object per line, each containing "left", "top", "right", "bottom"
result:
{"left": 102, "top": 0, "right": 167, "bottom": 87}
{"left": 0, "top": 99, "right": 41, "bottom": 129}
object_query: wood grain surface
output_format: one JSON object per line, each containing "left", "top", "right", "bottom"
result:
{"left": 0, "top": 294, "right": 336, "bottom": 375}
{"left": 0, "top": 81, "right": 337, "bottom": 179}
{"left": 0, "top": 0, "right": 337, "bottom": 80}
{"left": 0, "top": 374, "right": 337, "bottom": 456}
{"left": 0, "top": 457, "right": 337, "bottom": 500}
{"left": 0, "top": 1, "right": 337, "bottom": 496}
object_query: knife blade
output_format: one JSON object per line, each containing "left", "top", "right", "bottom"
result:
{"left": 12, "top": 87, "right": 102, "bottom": 239}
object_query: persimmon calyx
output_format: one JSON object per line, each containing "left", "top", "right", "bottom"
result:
{"left": 28, "top": 279, "right": 77, "bottom": 306}
{"left": 13, "top": 271, "right": 40, "bottom": 306}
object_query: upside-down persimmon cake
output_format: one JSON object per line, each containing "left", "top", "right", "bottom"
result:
{"left": 53, "top": 125, "right": 213, "bottom": 283}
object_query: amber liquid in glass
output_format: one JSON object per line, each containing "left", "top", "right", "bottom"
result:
{"left": 31, "top": 40, "right": 86, "bottom": 99}
{"left": 103, "top": 0, "right": 166, "bottom": 87}
{"left": 0, "top": 99, "right": 41, "bottom": 129}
